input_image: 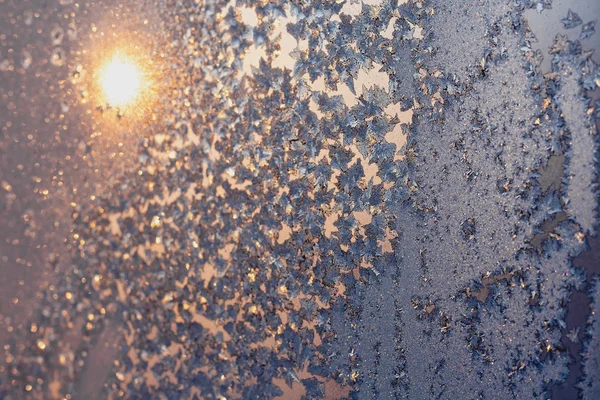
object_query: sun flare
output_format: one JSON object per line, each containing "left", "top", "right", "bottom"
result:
{"left": 99, "top": 56, "right": 142, "bottom": 107}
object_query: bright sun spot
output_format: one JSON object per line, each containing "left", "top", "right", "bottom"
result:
{"left": 99, "top": 57, "right": 142, "bottom": 107}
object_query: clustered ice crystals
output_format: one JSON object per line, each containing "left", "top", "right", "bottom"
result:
{"left": 1, "top": 0, "right": 599, "bottom": 399}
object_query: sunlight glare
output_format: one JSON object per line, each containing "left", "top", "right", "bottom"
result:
{"left": 99, "top": 57, "right": 142, "bottom": 107}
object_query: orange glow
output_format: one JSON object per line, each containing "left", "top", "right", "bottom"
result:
{"left": 99, "top": 56, "right": 143, "bottom": 107}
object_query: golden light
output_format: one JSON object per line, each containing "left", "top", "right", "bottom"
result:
{"left": 99, "top": 56, "right": 143, "bottom": 108}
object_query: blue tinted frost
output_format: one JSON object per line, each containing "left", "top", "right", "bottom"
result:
{"left": 580, "top": 278, "right": 600, "bottom": 399}
{"left": 0, "top": 0, "right": 598, "bottom": 399}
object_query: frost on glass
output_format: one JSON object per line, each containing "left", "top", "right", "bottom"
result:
{"left": 0, "top": 0, "right": 598, "bottom": 399}
{"left": 580, "top": 279, "right": 600, "bottom": 399}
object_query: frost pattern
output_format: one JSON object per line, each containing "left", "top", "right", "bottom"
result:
{"left": 0, "top": 0, "right": 598, "bottom": 399}
{"left": 580, "top": 278, "right": 600, "bottom": 399}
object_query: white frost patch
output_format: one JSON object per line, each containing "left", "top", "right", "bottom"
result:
{"left": 242, "top": 44, "right": 267, "bottom": 74}
{"left": 309, "top": 76, "right": 358, "bottom": 109}
{"left": 238, "top": 6, "right": 259, "bottom": 27}
{"left": 339, "top": 1, "right": 362, "bottom": 16}
{"left": 354, "top": 63, "right": 389, "bottom": 98}
{"left": 340, "top": 0, "right": 409, "bottom": 18}
{"left": 384, "top": 104, "right": 412, "bottom": 159}
{"left": 271, "top": 5, "right": 305, "bottom": 71}
{"left": 381, "top": 17, "right": 397, "bottom": 39}
{"left": 412, "top": 24, "right": 424, "bottom": 40}
{"left": 307, "top": 63, "right": 389, "bottom": 109}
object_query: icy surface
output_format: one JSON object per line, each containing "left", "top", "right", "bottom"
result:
{"left": 580, "top": 279, "right": 600, "bottom": 399}
{"left": 0, "top": 0, "right": 598, "bottom": 399}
